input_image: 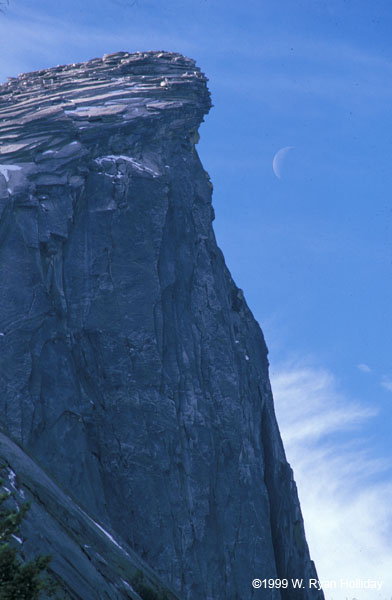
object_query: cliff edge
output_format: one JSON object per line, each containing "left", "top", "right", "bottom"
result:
{"left": 0, "top": 52, "right": 323, "bottom": 600}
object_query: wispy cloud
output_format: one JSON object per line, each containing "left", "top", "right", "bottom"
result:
{"left": 380, "top": 376, "right": 392, "bottom": 393}
{"left": 357, "top": 363, "right": 372, "bottom": 373}
{"left": 271, "top": 362, "right": 392, "bottom": 599}
{"left": 0, "top": 5, "right": 198, "bottom": 82}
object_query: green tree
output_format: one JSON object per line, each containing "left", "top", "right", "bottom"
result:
{"left": 0, "top": 484, "right": 56, "bottom": 599}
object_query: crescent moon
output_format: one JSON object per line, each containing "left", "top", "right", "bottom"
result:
{"left": 272, "top": 146, "right": 294, "bottom": 179}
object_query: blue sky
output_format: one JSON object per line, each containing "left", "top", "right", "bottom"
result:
{"left": 1, "top": 1, "right": 391, "bottom": 597}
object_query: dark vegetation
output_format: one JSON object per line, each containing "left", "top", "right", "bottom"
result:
{"left": 0, "top": 481, "right": 58, "bottom": 599}
{"left": 132, "top": 570, "right": 171, "bottom": 600}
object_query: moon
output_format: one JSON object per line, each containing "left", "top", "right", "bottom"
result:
{"left": 272, "top": 146, "right": 294, "bottom": 179}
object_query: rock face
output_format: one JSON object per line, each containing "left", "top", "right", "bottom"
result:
{"left": 0, "top": 52, "right": 323, "bottom": 600}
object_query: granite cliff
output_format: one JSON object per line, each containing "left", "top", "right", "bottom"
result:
{"left": 0, "top": 52, "right": 324, "bottom": 600}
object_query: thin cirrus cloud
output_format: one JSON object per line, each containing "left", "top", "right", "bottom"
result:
{"left": 380, "top": 376, "right": 392, "bottom": 393}
{"left": 0, "top": 6, "right": 198, "bottom": 82}
{"left": 357, "top": 363, "right": 372, "bottom": 373}
{"left": 270, "top": 362, "right": 392, "bottom": 599}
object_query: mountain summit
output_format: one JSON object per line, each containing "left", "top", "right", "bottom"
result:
{"left": 0, "top": 52, "right": 323, "bottom": 599}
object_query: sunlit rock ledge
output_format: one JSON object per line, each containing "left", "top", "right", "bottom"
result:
{"left": 0, "top": 51, "right": 210, "bottom": 164}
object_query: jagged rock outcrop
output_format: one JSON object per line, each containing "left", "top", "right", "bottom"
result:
{"left": 0, "top": 52, "right": 323, "bottom": 600}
